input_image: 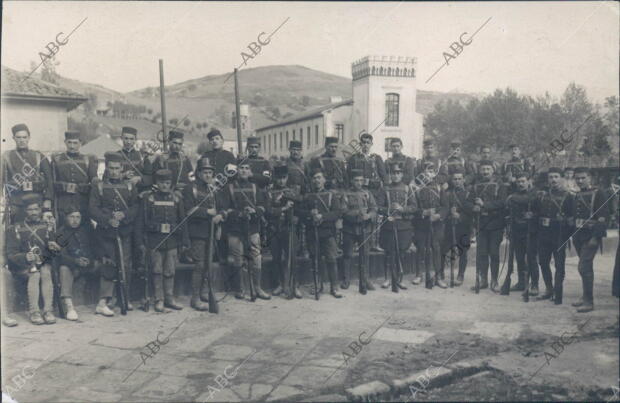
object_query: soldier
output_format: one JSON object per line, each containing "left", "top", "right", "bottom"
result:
{"left": 266, "top": 166, "right": 302, "bottom": 298}
{"left": 183, "top": 157, "right": 226, "bottom": 311}
{"left": 376, "top": 161, "right": 416, "bottom": 291}
{"left": 135, "top": 169, "right": 190, "bottom": 312}
{"left": 570, "top": 167, "right": 609, "bottom": 313}
{"left": 416, "top": 139, "right": 447, "bottom": 188}
{"left": 89, "top": 152, "right": 139, "bottom": 315}
{"left": 50, "top": 131, "right": 98, "bottom": 223}
{"left": 440, "top": 140, "right": 477, "bottom": 186}
{"left": 501, "top": 144, "right": 532, "bottom": 190}
{"left": 505, "top": 171, "right": 539, "bottom": 299}
{"left": 151, "top": 130, "right": 193, "bottom": 193}
{"left": 2, "top": 123, "right": 53, "bottom": 224}
{"left": 219, "top": 160, "right": 270, "bottom": 300}
{"left": 563, "top": 167, "right": 579, "bottom": 193}
{"left": 118, "top": 126, "right": 153, "bottom": 192}
{"left": 413, "top": 162, "right": 448, "bottom": 288}
{"left": 532, "top": 167, "right": 574, "bottom": 304}
{"left": 308, "top": 137, "right": 348, "bottom": 191}
{"left": 442, "top": 168, "right": 474, "bottom": 286}
{"left": 300, "top": 169, "right": 343, "bottom": 298}
{"left": 285, "top": 140, "right": 309, "bottom": 195}
{"left": 469, "top": 160, "right": 507, "bottom": 291}
{"left": 475, "top": 145, "right": 500, "bottom": 184}
{"left": 201, "top": 129, "right": 237, "bottom": 177}
{"left": 55, "top": 205, "right": 95, "bottom": 320}
{"left": 6, "top": 194, "right": 62, "bottom": 325}
{"left": 385, "top": 138, "right": 416, "bottom": 187}
{"left": 245, "top": 136, "right": 272, "bottom": 189}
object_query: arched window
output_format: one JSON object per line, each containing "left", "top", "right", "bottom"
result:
{"left": 372, "top": 66, "right": 376, "bottom": 75}
{"left": 385, "top": 93, "right": 400, "bottom": 127}
{"left": 387, "top": 67, "right": 391, "bottom": 76}
{"left": 379, "top": 67, "right": 384, "bottom": 75}
{"left": 395, "top": 67, "right": 400, "bottom": 76}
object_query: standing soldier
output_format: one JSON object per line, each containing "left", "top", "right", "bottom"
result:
{"left": 385, "top": 138, "right": 416, "bottom": 187}
{"left": 505, "top": 172, "right": 540, "bottom": 299}
{"left": 475, "top": 145, "right": 501, "bottom": 184}
{"left": 413, "top": 162, "right": 448, "bottom": 288}
{"left": 151, "top": 131, "right": 193, "bottom": 193}
{"left": 219, "top": 160, "right": 270, "bottom": 300}
{"left": 442, "top": 168, "right": 474, "bottom": 286}
{"left": 416, "top": 139, "right": 447, "bottom": 188}
{"left": 118, "top": 126, "right": 152, "bottom": 193}
{"left": 440, "top": 140, "right": 477, "bottom": 187}
{"left": 376, "top": 162, "right": 417, "bottom": 291}
{"left": 6, "top": 194, "right": 62, "bottom": 324}
{"left": 135, "top": 169, "right": 190, "bottom": 312}
{"left": 183, "top": 157, "right": 226, "bottom": 311}
{"left": 501, "top": 144, "right": 532, "bottom": 191}
{"left": 469, "top": 160, "right": 507, "bottom": 291}
{"left": 570, "top": 167, "right": 609, "bottom": 313}
{"left": 266, "top": 166, "right": 302, "bottom": 298}
{"left": 300, "top": 169, "right": 343, "bottom": 298}
{"left": 246, "top": 136, "right": 272, "bottom": 189}
{"left": 89, "top": 152, "right": 139, "bottom": 314}
{"left": 201, "top": 129, "right": 237, "bottom": 178}
{"left": 285, "top": 140, "right": 309, "bottom": 195}
{"left": 532, "top": 167, "right": 574, "bottom": 304}
{"left": 50, "top": 131, "right": 98, "bottom": 224}
{"left": 2, "top": 123, "right": 53, "bottom": 224}
{"left": 308, "top": 137, "right": 348, "bottom": 191}
{"left": 341, "top": 169, "right": 378, "bottom": 293}
{"left": 346, "top": 132, "right": 386, "bottom": 251}
{"left": 563, "top": 167, "right": 579, "bottom": 193}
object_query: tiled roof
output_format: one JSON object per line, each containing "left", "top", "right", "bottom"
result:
{"left": 1, "top": 65, "right": 86, "bottom": 100}
{"left": 255, "top": 99, "right": 353, "bottom": 132}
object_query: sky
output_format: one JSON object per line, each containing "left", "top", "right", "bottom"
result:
{"left": 2, "top": 1, "right": 618, "bottom": 102}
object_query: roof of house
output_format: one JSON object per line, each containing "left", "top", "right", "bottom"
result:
{"left": 1, "top": 65, "right": 87, "bottom": 110}
{"left": 255, "top": 99, "right": 353, "bottom": 132}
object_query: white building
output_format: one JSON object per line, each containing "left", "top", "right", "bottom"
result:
{"left": 255, "top": 55, "right": 424, "bottom": 160}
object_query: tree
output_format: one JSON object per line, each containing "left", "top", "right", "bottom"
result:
{"left": 147, "top": 108, "right": 153, "bottom": 115}
{"left": 301, "top": 95, "right": 311, "bottom": 107}
{"left": 38, "top": 56, "right": 60, "bottom": 84}
{"left": 170, "top": 118, "right": 179, "bottom": 126}
{"left": 183, "top": 118, "right": 191, "bottom": 127}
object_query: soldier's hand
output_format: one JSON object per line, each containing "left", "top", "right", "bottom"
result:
{"left": 442, "top": 183, "right": 449, "bottom": 191}
{"left": 597, "top": 217, "right": 606, "bottom": 223}
{"left": 392, "top": 203, "right": 403, "bottom": 212}
{"left": 207, "top": 208, "right": 217, "bottom": 216}
{"left": 109, "top": 218, "right": 120, "bottom": 228}
{"left": 452, "top": 211, "right": 460, "bottom": 220}
{"left": 48, "top": 241, "right": 61, "bottom": 252}
{"left": 422, "top": 208, "right": 431, "bottom": 217}
{"left": 244, "top": 206, "right": 256, "bottom": 215}
{"left": 113, "top": 211, "right": 125, "bottom": 221}
{"left": 213, "top": 214, "right": 224, "bottom": 224}
{"left": 473, "top": 205, "right": 481, "bottom": 213}
{"left": 26, "top": 252, "right": 36, "bottom": 262}
{"left": 430, "top": 213, "right": 441, "bottom": 222}
{"left": 285, "top": 200, "right": 294, "bottom": 209}
{"left": 313, "top": 214, "right": 323, "bottom": 224}
{"left": 387, "top": 216, "right": 395, "bottom": 222}
{"left": 78, "top": 257, "right": 90, "bottom": 267}
{"left": 474, "top": 198, "right": 483, "bottom": 206}
{"left": 362, "top": 213, "right": 371, "bottom": 221}
{"left": 311, "top": 208, "right": 319, "bottom": 216}
{"left": 129, "top": 175, "right": 142, "bottom": 186}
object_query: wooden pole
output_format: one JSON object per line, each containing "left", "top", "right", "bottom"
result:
{"left": 159, "top": 59, "right": 168, "bottom": 153}
{"left": 234, "top": 68, "right": 243, "bottom": 157}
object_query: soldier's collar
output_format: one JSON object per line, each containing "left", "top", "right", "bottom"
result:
{"left": 16, "top": 147, "right": 29, "bottom": 153}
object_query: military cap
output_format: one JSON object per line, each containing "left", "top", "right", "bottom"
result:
{"left": 63, "top": 204, "right": 81, "bottom": 215}
{"left": 450, "top": 139, "right": 462, "bottom": 147}
{"left": 423, "top": 139, "right": 434, "bottom": 147}
{"left": 479, "top": 144, "right": 492, "bottom": 151}
{"left": 350, "top": 169, "right": 364, "bottom": 178}
{"left": 359, "top": 132, "right": 373, "bottom": 142}
{"left": 196, "top": 157, "right": 214, "bottom": 171}
{"left": 21, "top": 193, "right": 43, "bottom": 207}
{"left": 169, "top": 130, "right": 184, "bottom": 140}
{"left": 104, "top": 152, "right": 123, "bottom": 164}
{"left": 564, "top": 167, "right": 574, "bottom": 172}
{"left": 548, "top": 167, "right": 563, "bottom": 175}
{"left": 509, "top": 143, "right": 519, "bottom": 149}
{"left": 478, "top": 159, "right": 494, "bottom": 168}
{"left": 207, "top": 129, "right": 222, "bottom": 140}
{"left": 64, "top": 131, "right": 81, "bottom": 140}
{"left": 451, "top": 166, "right": 466, "bottom": 175}
{"left": 274, "top": 165, "right": 288, "bottom": 178}
{"left": 289, "top": 140, "right": 302, "bottom": 149}
{"left": 246, "top": 136, "right": 260, "bottom": 146}
{"left": 237, "top": 158, "right": 251, "bottom": 167}
{"left": 514, "top": 170, "right": 529, "bottom": 179}
{"left": 389, "top": 161, "right": 404, "bottom": 172}
{"left": 310, "top": 168, "right": 324, "bottom": 178}
{"left": 11, "top": 123, "right": 30, "bottom": 135}
{"left": 325, "top": 137, "right": 339, "bottom": 146}
{"left": 390, "top": 137, "right": 403, "bottom": 145}
{"left": 122, "top": 126, "right": 137, "bottom": 136}
{"left": 574, "top": 166, "right": 591, "bottom": 175}
{"left": 154, "top": 169, "right": 172, "bottom": 181}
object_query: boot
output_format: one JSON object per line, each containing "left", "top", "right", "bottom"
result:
{"left": 64, "top": 298, "right": 78, "bottom": 321}
{"left": 412, "top": 275, "right": 422, "bottom": 285}
{"left": 490, "top": 271, "right": 499, "bottom": 292}
{"left": 191, "top": 268, "right": 209, "bottom": 311}
{"left": 436, "top": 278, "right": 448, "bottom": 289}
{"left": 479, "top": 270, "right": 489, "bottom": 289}
{"left": 96, "top": 299, "right": 114, "bottom": 317}
{"left": 340, "top": 259, "right": 351, "bottom": 290}
{"left": 293, "top": 287, "right": 302, "bottom": 299}
{"left": 576, "top": 275, "right": 594, "bottom": 313}
{"left": 43, "top": 311, "right": 56, "bottom": 324}
{"left": 164, "top": 277, "right": 184, "bottom": 310}
{"left": 272, "top": 285, "right": 283, "bottom": 296}
{"left": 529, "top": 285, "right": 539, "bottom": 297}
{"left": 554, "top": 283, "right": 563, "bottom": 305}
{"left": 328, "top": 262, "right": 343, "bottom": 298}
{"left": 537, "top": 288, "right": 553, "bottom": 301}
{"left": 3, "top": 316, "right": 18, "bottom": 327}
{"left": 200, "top": 272, "right": 211, "bottom": 302}
{"left": 510, "top": 271, "right": 525, "bottom": 291}
{"left": 381, "top": 279, "right": 391, "bottom": 289}
{"left": 30, "top": 311, "right": 44, "bottom": 325}
{"left": 191, "top": 296, "right": 209, "bottom": 311}
{"left": 253, "top": 269, "right": 271, "bottom": 300}
{"left": 232, "top": 265, "right": 244, "bottom": 299}
{"left": 154, "top": 300, "right": 166, "bottom": 312}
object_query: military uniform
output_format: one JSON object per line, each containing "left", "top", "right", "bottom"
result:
{"left": 502, "top": 153, "right": 532, "bottom": 191}
{"left": 376, "top": 162, "right": 417, "bottom": 291}
{"left": 570, "top": 175, "right": 609, "bottom": 312}
{"left": 50, "top": 131, "right": 98, "bottom": 223}
{"left": 219, "top": 168, "right": 270, "bottom": 299}
{"left": 266, "top": 166, "right": 302, "bottom": 297}
{"left": 442, "top": 183, "right": 474, "bottom": 286}
{"left": 300, "top": 169, "right": 343, "bottom": 298}
{"left": 532, "top": 177, "right": 574, "bottom": 303}
{"left": 2, "top": 124, "right": 52, "bottom": 224}
{"left": 183, "top": 157, "right": 226, "bottom": 310}
{"left": 151, "top": 131, "right": 193, "bottom": 192}
{"left": 135, "top": 169, "right": 190, "bottom": 311}
{"left": 386, "top": 150, "right": 416, "bottom": 186}
{"left": 308, "top": 137, "right": 348, "bottom": 191}
{"left": 6, "top": 194, "right": 57, "bottom": 324}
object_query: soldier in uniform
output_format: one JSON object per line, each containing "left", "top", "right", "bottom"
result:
{"left": 469, "top": 160, "right": 507, "bottom": 291}
{"left": 440, "top": 140, "right": 477, "bottom": 187}
{"left": 532, "top": 167, "right": 574, "bottom": 304}
{"left": 386, "top": 138, "right": 416, "bottom": 187}
{"left": 308, "top": 137, "right": 348, "bottom": 191}
{"left": 201, "top": 129, "right": 237, "bottom": 178}
{"left": 376, "top": 161, "right": 416, "bottom": 291}
{"left": 442, "top": 168, "right": 474, "bottom": 286}
{"left": 50, "top": 131, "right": 98, "bottom": 224}
{"left": 413, "top": 162, "right": 448, "bottom": 288}
{"left": 475, "top": 145, "right": 500, "bottom": 184}
{"left": 416, "top": 139, "right": 447, "bottom": 188}
{"left": 135, "top": 169, "right": 190, "bottom": 312}
{"left": 219, "top": 160, "right": 271, "bottom": 300}
{"left": 285, "top": 140, "right": 309, "bottom": 195}
{"left": 117, "top": 126, "right": 153, "bottom": 192}
{"left": 266, "top": 165, "right": 302, "bottom": 298}
{"left": 151, "top": 131, "right": 193, "bottom": 193}
{"left": 89, "top": 152, "right": 139, "bottom": 315}
{"left": 56, "top": 205, "right": 95, "bottom": 320}
{"left": 505, "top": 171, "right": 540, "bottom": 298}
{"left": 183, "top": 157, "right": 226, "bottom": 311}
{"left": 2, "top": 123, "right": 53, "bottom": 224}
{"left": 300, "top": 168, "right": 343, "bottom": 298}
{"left": 501, "top": 144, "right": 532, "bottom": 191}
{"left": 6, "top": 194, "right": 62, "bottom": 325}
{"left": 245, "top": 136, "right": 272, "bottom": 189}
{"left": 570, "top": 167, "right": 609, "bottom": 312}
{"left": 563, "top": 167, "right": 579, "bottom": 193}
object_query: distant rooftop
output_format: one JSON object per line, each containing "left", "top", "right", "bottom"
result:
{"left": 255, "top": 99, "right": 353, "bottom": 132}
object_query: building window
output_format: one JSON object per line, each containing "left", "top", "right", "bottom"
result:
{"left": 385, "top": 93, "right": 400, "bottom": 127}
{"left": 315, "top": 125, "right": 319, "bottom": 145}
{"left": 292, "top": 129, "right": 295, "bottom": 140}
{"left": 268, "top": 134, "right": 271, "bottom": 153}
{"left": 280, "top": 132, "right": 283, "bottom": 150}
{"left": 299, "top": 127, "right": 303, "bottom": 145}
{"left": 335, "top": 123, "right": 344, "bottom": 142}
{"left": 286, "top": 131, "right": 289, "bottom": 146}
{"left": 307, "top": 126, "right": 311, "bottom": 147}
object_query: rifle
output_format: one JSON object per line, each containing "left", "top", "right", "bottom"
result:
{"left": 286, "top": 207, "right": 295, "bottom": 300}
{"left": 522, "top": 202, "right": 532, "bottom": 303}
{"left": 141, "top": 200, "right": 151, "bottom": 312}
{"left": 391, "top": 220, "right": 400, "bottom": 293}
{"left": 312, "top": 200, "right": 320, "bottom": 300}
{"left": 207, "top": 218, "right": 219, "bottom": 313}
{"left": 245, "top": 214, "right": 256, "bottom": 302}
{"left": 115, "top": 230, "right": 129, "bottom": 315}
{"left": 359, "top": 208, "right": 369, "bottom": 294}
{"left": 474, "top": 212, "right": 480, "bottom": 294}
{"left": 450, "top": 215, "right": 457, "bottom": 288}
{"left": 425, "top": 211, "right": 434, "bottom": 289}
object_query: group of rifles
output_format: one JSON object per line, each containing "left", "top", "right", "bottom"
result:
{"left": 2, "top": 122, "right": 617, "bottom": 327}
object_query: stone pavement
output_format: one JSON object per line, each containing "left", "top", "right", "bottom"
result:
{"left": 1, "top": 244, "right": 619, "bottom": 402}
